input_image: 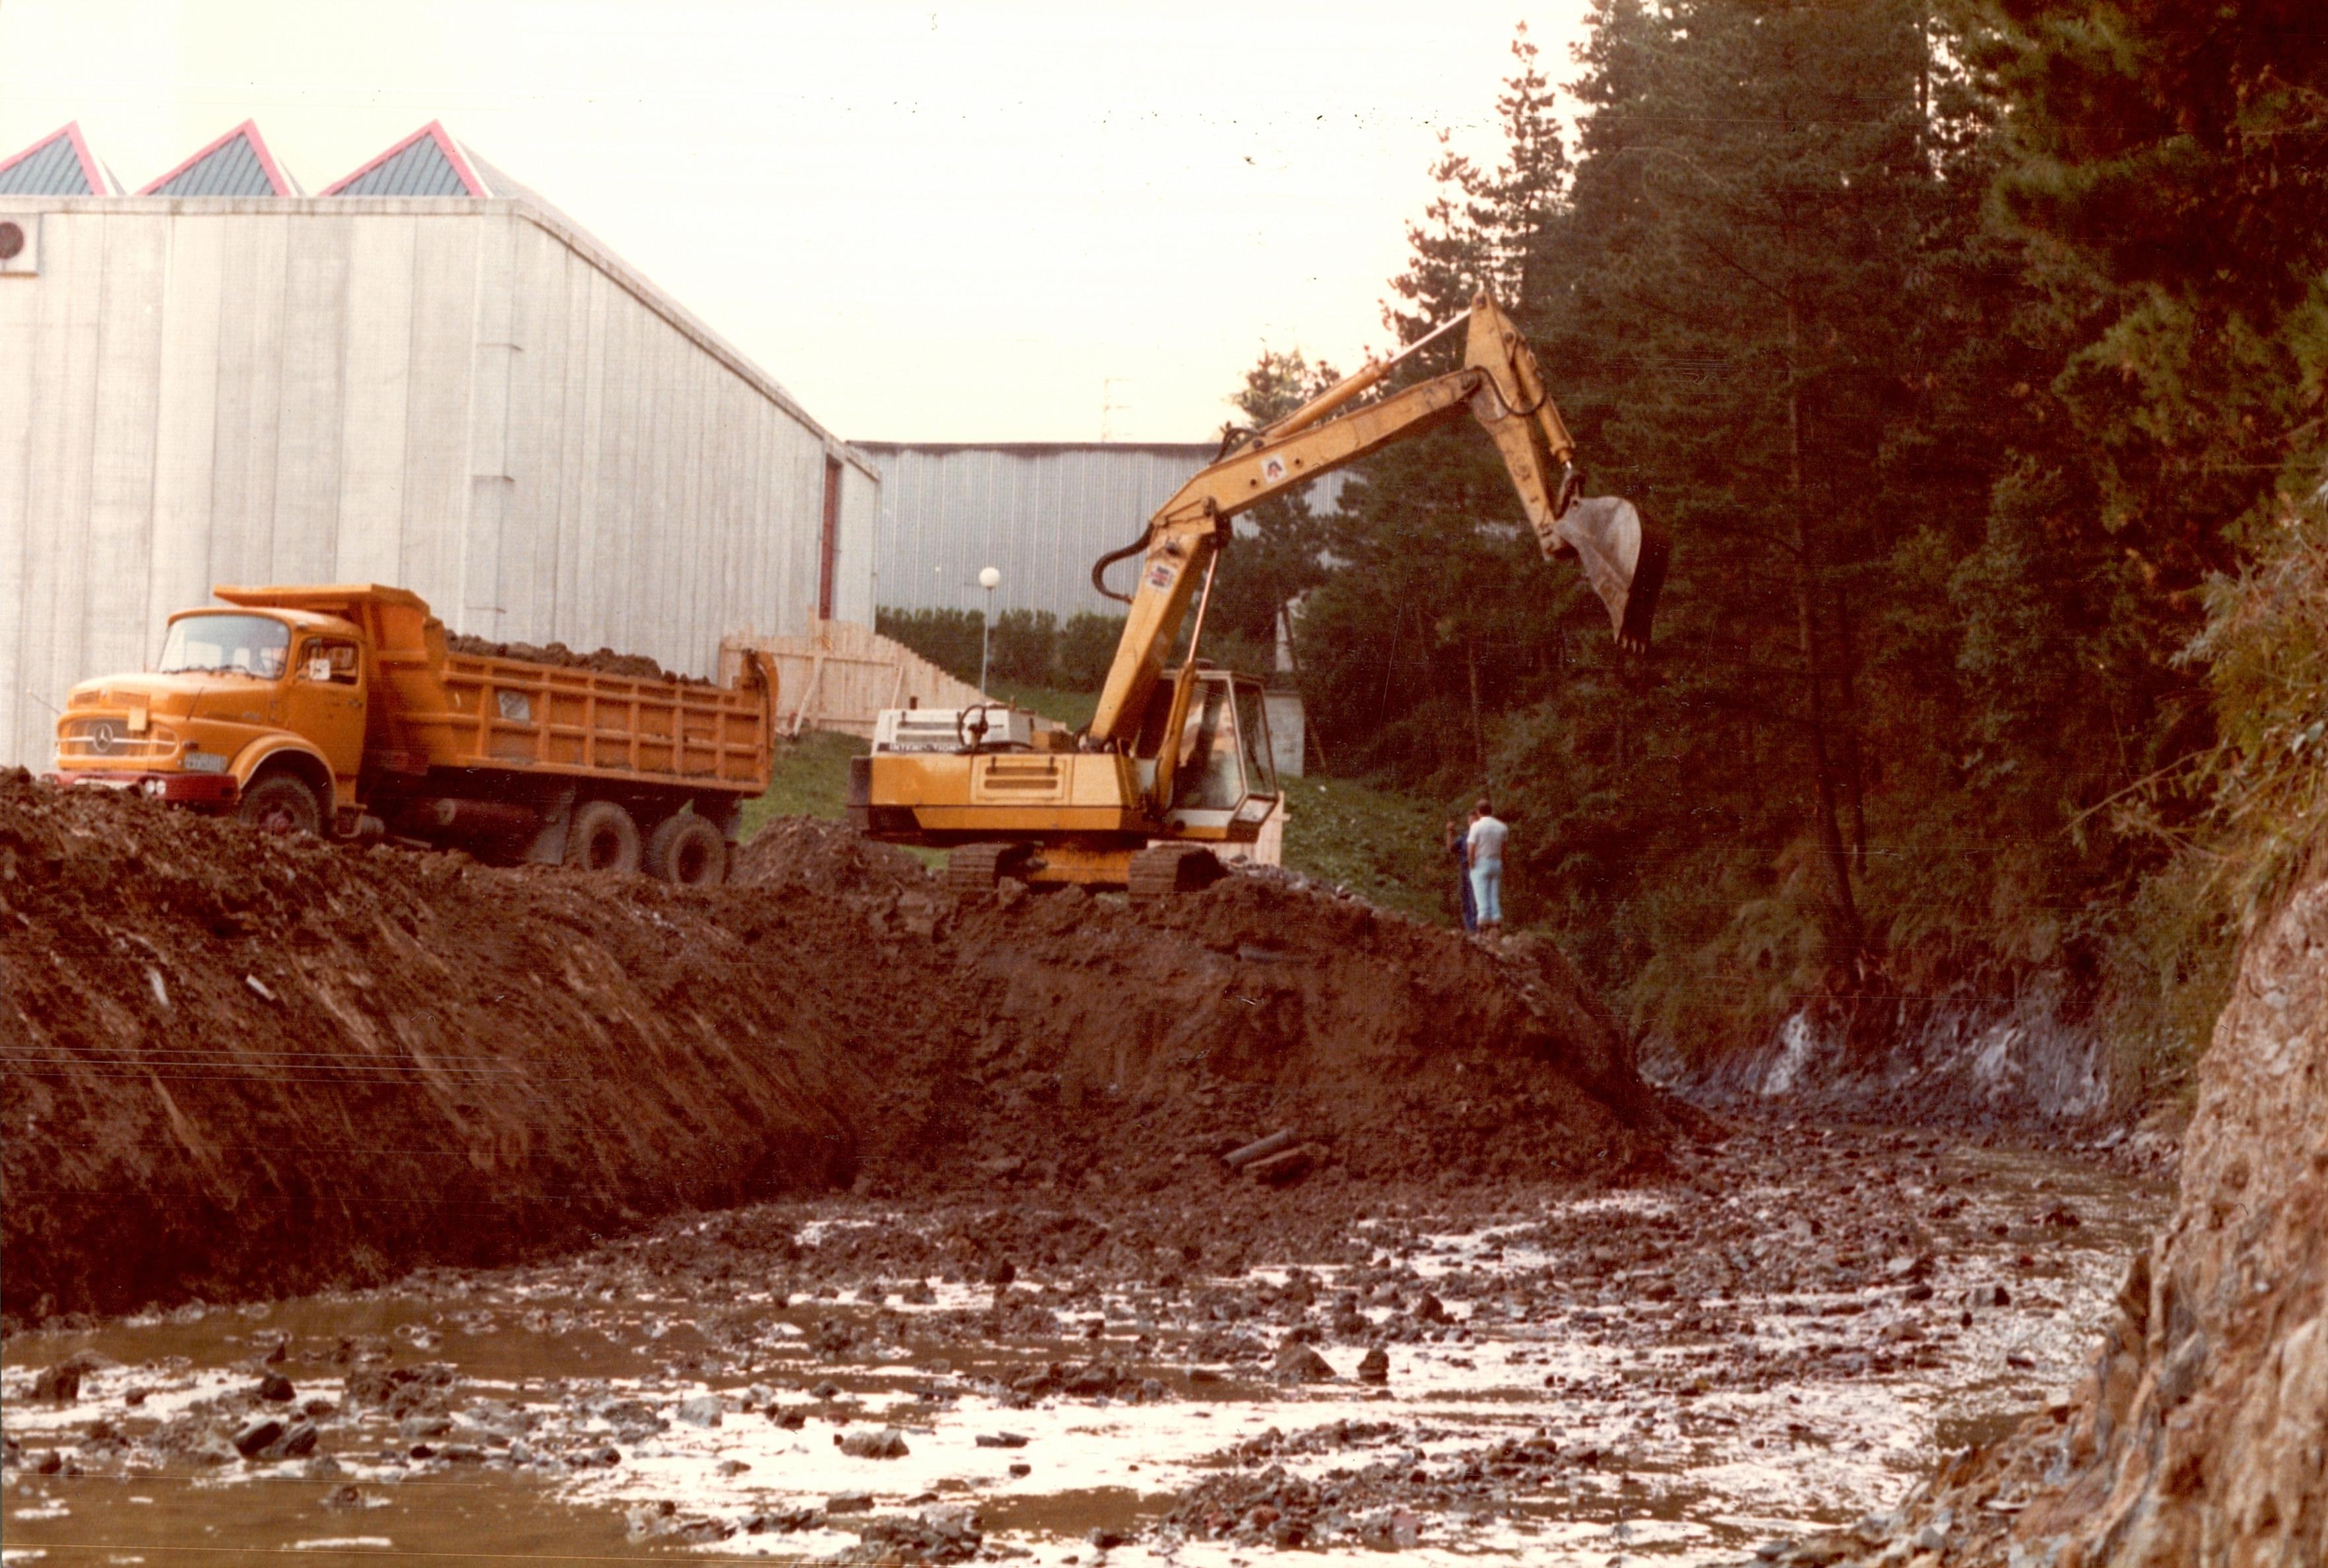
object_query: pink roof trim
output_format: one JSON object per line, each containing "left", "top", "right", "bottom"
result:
{"left": 319, "top": 119, "right": 489, "bottom": 197}
{"left": 0, "top": 120, "right": 112, "bottom": 194}
{"left": 137, "top": 119, "right": 295, "bottom": 197}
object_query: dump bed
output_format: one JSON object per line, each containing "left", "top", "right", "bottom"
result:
{"left": 420, "top": 651, "right": 771, "bottom": 792}
{"left": 215, "top": 585, "right": 774, "bottom": 799}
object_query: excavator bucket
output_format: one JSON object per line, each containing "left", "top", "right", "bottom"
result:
{"left": 1551, "top": 495, "right": 1669, "bottom": 652}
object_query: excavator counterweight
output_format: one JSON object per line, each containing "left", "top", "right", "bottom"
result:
{"left": 850, "top": 290, "right": 1667, "bottom": 895}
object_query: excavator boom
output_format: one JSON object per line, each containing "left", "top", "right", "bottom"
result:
{"left": 1086, "top": 291, "right": 1665, "bottom": 745}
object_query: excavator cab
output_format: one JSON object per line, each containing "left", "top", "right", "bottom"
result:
{"left": 1151, "top": 669, "right": 1277, "bottom": 835}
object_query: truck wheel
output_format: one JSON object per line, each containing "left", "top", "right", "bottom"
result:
{"left": 565, "top": 799, "right": 641, "bottom": 874}
{"left": 238, "top": 775, "right": 321, "bottom": 837}
{"left": 645, "top": 812, "right": 727, "bottom": 886}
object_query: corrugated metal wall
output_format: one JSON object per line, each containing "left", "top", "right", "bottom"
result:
{"left": 861, "top": 442, "right": 1347, "bottom": 620}
{"left": 0, "top": 195, "right": 874, "bottom": 769}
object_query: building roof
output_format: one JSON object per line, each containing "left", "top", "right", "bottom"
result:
{"left": 139, "top": 120, "right": 297, "bottom": 197}
{"left": 854, "top": 441, "right": 1220, "bottom": 458}
{"left": 0, "top": 122, "right": 113, "bottom": 196}
{"left": 321, "top": 120, "right": 489, "bottom": 197}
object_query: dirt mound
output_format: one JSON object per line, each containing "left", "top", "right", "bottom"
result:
{"left": 1821, "top": 861, "right": 2328, "bottom": 1567}
{"left": 730, "top": 816, "right": 931, "bottom": 901}
{"left": 442, "top": 632, "right": 707, "bottom": 686}
{"left": 1, "top": 781, "right": 1682, "bottom": 1323}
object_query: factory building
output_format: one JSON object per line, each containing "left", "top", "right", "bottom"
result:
{"left": 857, "top": 441, "right": 1347, "bottom": 620}
{"left": 0, "top": 120, "right": 877, "bottom": 769}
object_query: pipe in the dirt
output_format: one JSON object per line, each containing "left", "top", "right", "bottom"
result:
{"left": 1223, "top": 1128, "right": 1299, "bottom": 1169}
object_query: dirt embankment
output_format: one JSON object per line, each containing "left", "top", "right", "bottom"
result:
{"left": 1815, "top": 863, "right": 2328, "bottom": 1568}
{"left": 1, "top": 775, "right": 1684, "bottom": 1324}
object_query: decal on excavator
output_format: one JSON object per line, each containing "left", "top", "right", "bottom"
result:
{"left": 1146, "top": 562, "right": 1177, "bottom": 591}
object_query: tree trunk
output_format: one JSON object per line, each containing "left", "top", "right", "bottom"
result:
{"left": 1786, "top": 294, "right": 1863, "bottom": 954}
{"left": 1466, "top": 636, "right": 1487, "bottom": 775}
{"left": 1832, "top": 579, "right": 1870, "bottom": 876}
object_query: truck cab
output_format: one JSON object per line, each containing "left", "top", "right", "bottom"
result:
{"left": 54, "top": 604, "right": 366, "bottom": 831}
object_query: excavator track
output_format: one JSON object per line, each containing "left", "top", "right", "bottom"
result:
{"left": 1126, "top": 844, "right": 1224, "bottom": 905}
{"left": 945, "top": 843, "right": 1027, "bottom": 896}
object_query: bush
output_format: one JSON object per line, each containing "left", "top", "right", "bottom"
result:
{"left": 1059, "top": 613, "right": 1128, "bottom": 689}
{"left": 874, "top": 608, "right": 984, "bottom": 686}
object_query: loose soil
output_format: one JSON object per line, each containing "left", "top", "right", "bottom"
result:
{"left": 1, "top": 771, "right": 1687, "bottom": 1326}
{"left": 442, "top": 633, "right": 710, "bottom": 686}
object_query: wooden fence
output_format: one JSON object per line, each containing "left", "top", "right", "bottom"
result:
{"left": 720, "top": 620, "right": 997, "bottom": 739}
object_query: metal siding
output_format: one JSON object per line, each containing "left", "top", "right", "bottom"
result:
{"left": 861, "top": 445, "right": 1349, "bottom": 620}
{"left": 0, "top": 135, "right": 93, "bottom": 196}
{"left": 337, "top": 138, "right": 462, "bottom": 199}
{"left": 0, "top": 197, "right": 874, "bottom": 768}
{"left": 151, "top": 134, "right": 273, "bottom": 199}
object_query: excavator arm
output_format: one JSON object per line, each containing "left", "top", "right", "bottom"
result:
{"left": 1085, "top": 290, "right": 1667, "bottom": 747}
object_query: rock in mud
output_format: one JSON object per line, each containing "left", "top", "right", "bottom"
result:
{"left": 31, "top": 1363, "right": 81, "bottom": 1403}
{"left": 837, "top": 1427, "right": 910, "bottom": 1459}
{"left": 256, "top": 1373, "right": 296, "bottom": 1402}
{"left": 676, "top": 1394, "right": 723, "bottom": 1427}
{"left": 1274, "top": 1342, "right": 1338, "bottom": 1382}
{"left": 1357, "top": 1346, "right": 1391, "bottom": 1384}
{"left": 232, "top": 1418, "right": 284, "bottom": 1458}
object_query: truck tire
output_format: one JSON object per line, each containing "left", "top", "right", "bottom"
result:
{"left": 565, "top": 799, "right": 641, "bottom": 874}
{"left": 645, "top": 812, "right": 727, "bottom": 886}
{"left": 238, "top": 774, "right": 322, "bottom": 837}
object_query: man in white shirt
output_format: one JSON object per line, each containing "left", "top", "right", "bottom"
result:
{"left": 1466, "top": 798, "right": 1508, "bottom": 938}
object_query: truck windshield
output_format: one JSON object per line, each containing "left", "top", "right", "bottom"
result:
{"left": 158, "top": 614, "right": 292, "bottom": 679}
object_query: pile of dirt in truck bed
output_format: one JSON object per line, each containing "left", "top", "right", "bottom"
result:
{"left": 441, "top": 632, "right": 709, "bottom": 685}
{"left": 1, "top": 778, "right": 1683, "bottom": 1323}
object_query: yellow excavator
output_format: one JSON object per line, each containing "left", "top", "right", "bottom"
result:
{"left": 848, "top": 290, "right": 1667, "bottom": 898}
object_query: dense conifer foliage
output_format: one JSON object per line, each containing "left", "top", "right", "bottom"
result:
{"left": 1282, "top": 3, "right": 2328, "bottom": 1080}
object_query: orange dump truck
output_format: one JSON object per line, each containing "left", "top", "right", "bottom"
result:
{"left": 51, "top": 585, "right": 776, "bottom": 885}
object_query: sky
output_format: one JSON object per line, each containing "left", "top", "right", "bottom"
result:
{"left": 0, "top": 1, "right": 1596, "bottom": 443}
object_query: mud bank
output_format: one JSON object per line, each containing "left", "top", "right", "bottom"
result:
{"left": 1672, "top": 975, "right": 2156, "bottom": 1144}
{"left": 1794, "top": 862, "right": 2328, "bottom": 1568}
{"left": 1, "top": 777, "right": 1681, "bottom": 1324}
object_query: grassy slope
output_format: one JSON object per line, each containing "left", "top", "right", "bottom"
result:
{"left": 742, "top": 708, "right": 1461, "bottom": 931}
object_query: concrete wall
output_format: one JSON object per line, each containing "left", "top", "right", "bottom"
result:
{"left": 0, "top": 195, "right": 875, "bottom": 769}
{"left": 860, "top": 441, "right": 1347, "bottom": 621}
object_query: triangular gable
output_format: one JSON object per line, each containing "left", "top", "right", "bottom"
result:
{"left": 0, "top": 122, "right": 113, "bottom": 196}
{"left": 139, "top": 119, "right": 298, "bottom": 197}
{"left": 321, "top": 121, "right": 490, "bottom": 197}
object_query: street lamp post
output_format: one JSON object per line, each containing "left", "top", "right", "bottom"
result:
{"left": 977, "top": 566, "right": 1001, "bottom": 694}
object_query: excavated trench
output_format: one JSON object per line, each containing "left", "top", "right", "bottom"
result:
{"left": 7, "top": 773, "right": 2306, "bottom": 1565}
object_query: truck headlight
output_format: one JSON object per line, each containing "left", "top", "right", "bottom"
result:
{"left": 182, "top": 750, "right": 230, "bottom": 774}
{"left": 142, "top": 777, "right": 169, "bottom": 797}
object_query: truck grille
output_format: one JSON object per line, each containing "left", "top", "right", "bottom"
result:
{"left": 57, "top": 718, "right": 177, "bottom": 761}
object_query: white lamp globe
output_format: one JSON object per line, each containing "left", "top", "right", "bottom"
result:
{"left": 977, "top": 567, "right": 1002, "bottom": 590}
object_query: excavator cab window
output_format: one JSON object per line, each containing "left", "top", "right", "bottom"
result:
{"left": 1234, "top": 678, "right": 1276, "bottom": 797}
{"left": 1174, "top": 677, "right": 1246, "bottom": 811}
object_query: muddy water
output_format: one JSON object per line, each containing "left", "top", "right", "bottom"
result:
{"left": 2, "top": 1132, "right": 2168, "bottom": 1566}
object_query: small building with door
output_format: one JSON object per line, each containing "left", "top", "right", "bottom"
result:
{"left": 0, "top": 119, "right": 876, "bottom": 769}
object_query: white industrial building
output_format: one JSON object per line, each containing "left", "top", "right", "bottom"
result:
{"left": 858, "top": 441, "right": 1348, "bottom": 620}
{"left": 0, "top": 119, "right": 877, "bottom": 769}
